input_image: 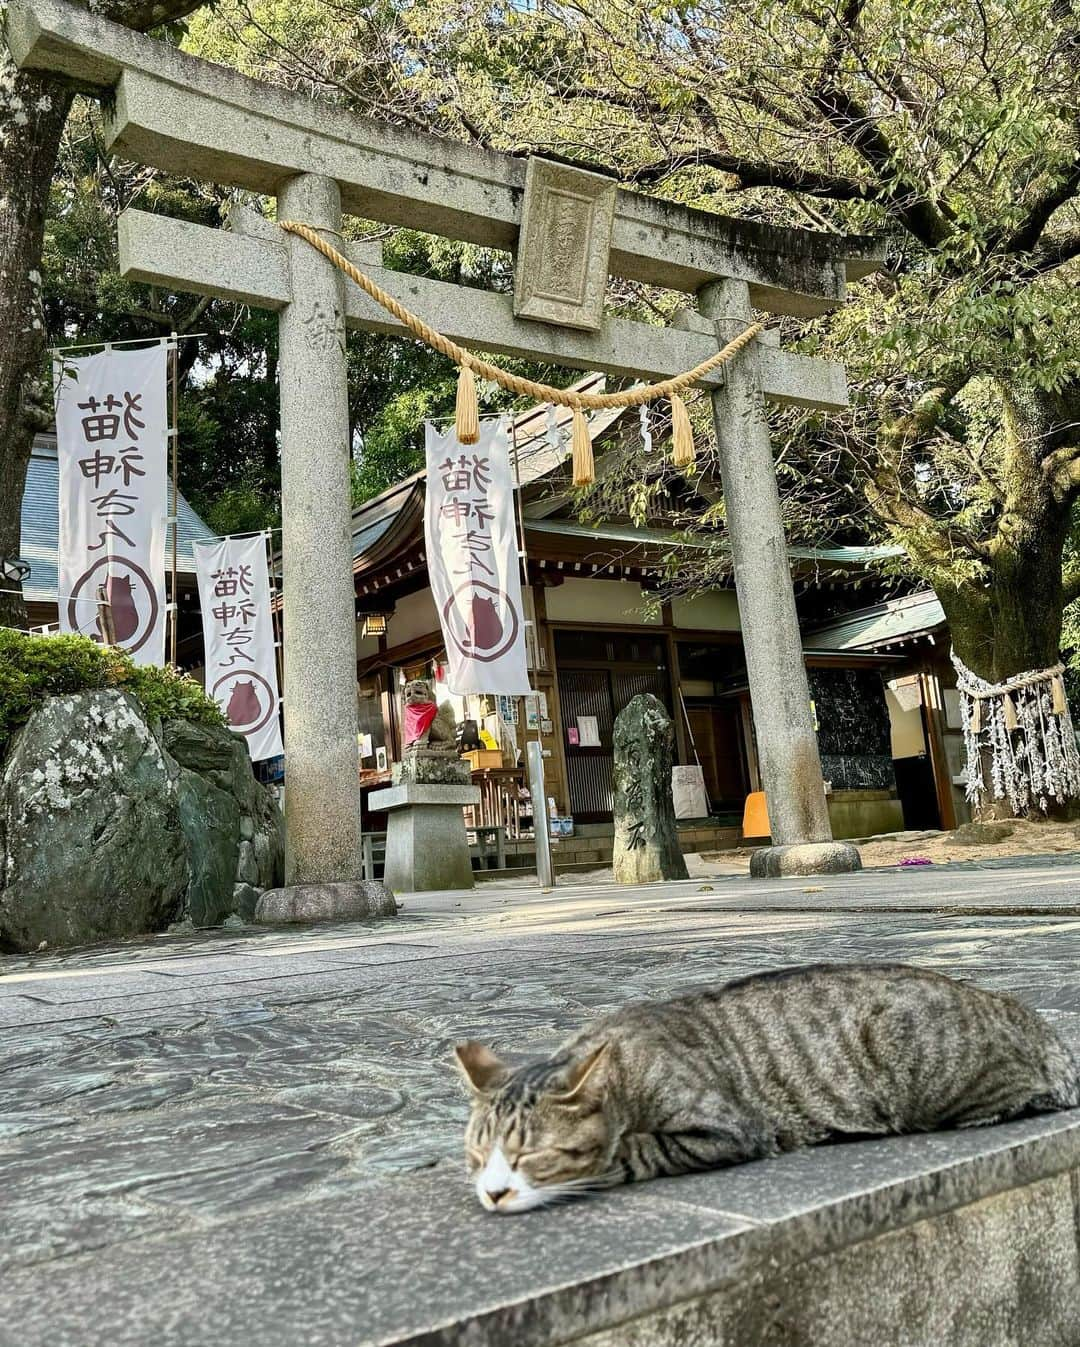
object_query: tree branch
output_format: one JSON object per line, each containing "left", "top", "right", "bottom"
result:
{"left": 630, "top": 149, "right": 875, "bottom": 200}
{"left": 1001, "top": 161, "right": 1080, "bottom": 254}
{"left": 809, "top": 82, "right": 955, "bottom": 246}
{"left": 1019, "top": 227, "right": 1080, "bottom": 277}
{"left": 867, "top": 380, "right": 990, "bottom": 561}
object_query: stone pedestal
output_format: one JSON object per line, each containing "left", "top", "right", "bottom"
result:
{"left": 612, "top": 694, "right": 688, "bottom": 885}
{"left": 369, "top": 780, "right": 480, "bottom": 892}
{"left": 254, "top": 880, "right": 397, "bottom": 924}
{"left": 393, "top": 748, "right": 470, "bottom": 786}
{"left": 750, "top": 841, "right": 862, "bottom": 878}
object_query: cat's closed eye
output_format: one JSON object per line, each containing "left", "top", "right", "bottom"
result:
{"left": 518, "top": 1145, "right": 594, "bottom": 1161}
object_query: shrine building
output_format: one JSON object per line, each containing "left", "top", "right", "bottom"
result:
{"left": 348, "top": 392, "right": 970, "bottom": 870}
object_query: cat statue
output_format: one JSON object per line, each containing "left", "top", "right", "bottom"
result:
{"left": 401, "top": 678, "right": 457, "bottom": 753}
{"left": 455, "top": 963, "right": 1080, "bottom": 1214}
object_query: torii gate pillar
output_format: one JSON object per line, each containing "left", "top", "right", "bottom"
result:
{"left": 274, "top": 175, "right": 360, "bottom": 888}
{"left": 701, "top": 279, "right": 858, "bottom": 878}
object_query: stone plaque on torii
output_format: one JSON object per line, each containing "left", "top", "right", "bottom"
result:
{"left": 10, "top": 0, "right": 881, "bottom": 901}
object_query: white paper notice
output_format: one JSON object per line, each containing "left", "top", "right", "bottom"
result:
{"left": 577, "top": 715, "right": 601, "bottom": 747}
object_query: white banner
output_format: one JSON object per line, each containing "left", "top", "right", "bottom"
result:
{"left": 424, "top": 419, "right": 532, "bottom": 695}
{"left": 54, "top": 344, "right": 168, "bottom": 664}
{"left": 193, "top": 535, "right": 284, "bottom": 763}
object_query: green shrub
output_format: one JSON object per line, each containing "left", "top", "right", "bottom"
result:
{"left": 0, "top": 630, "right": 225, "bottom": 759}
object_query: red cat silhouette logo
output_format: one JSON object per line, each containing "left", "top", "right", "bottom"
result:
{"left": 68, "top": 557, "right": 159, "bottom": 655}
{"left": 97, "top": 573, "right": 139, "bottom": 644}
{"left": 212, "top": 669, "right": 276, "bottom": 736}
{"left": 443, "top": 581, "right": 519, "bottom": 663}
{"left": 226, "top": 679, "right": 262, "bottom": 728}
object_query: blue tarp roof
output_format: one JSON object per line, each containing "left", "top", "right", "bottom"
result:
{"left": 20, "top": 437, "right": 215, "bottom": 604}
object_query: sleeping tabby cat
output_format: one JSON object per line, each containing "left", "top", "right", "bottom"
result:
{"left": 454, "top": 963, "right": 1078, "bottom": 1214}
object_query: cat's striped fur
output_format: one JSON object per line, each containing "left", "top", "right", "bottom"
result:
{"left": 455, "top": 963, "right": 1079, "bottom": 1214}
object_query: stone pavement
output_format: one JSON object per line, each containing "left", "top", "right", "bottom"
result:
{"left": 4, "top": 855, "right": 1080, "bottom": 1345}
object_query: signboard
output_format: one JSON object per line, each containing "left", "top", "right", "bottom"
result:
{"left": 54, "top": 343, "right": 168, "bottom": 664}
{"left": 193, "top": 534, "right": 283, "bottom": 762}
{"left": 424, "top": 419, "right": 531, "bottom": 695}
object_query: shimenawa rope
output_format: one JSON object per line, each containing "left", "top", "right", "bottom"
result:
{"left": 279, "top": 220, "right": 765, "bottom": 485}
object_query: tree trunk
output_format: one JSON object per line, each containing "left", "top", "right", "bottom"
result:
{"left": 935, "top": 384, "right": 1078, "bottom": 820}
{"left": 0, "top": 52, "right": 73, "bottom": 630}
{"left": 1, "top": 0, "right": 208, "bottom": 630}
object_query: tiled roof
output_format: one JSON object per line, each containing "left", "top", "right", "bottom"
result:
{"left": 20, "top": 436, "right": 215, "bottom": 604}
{"left": 527, "top": 517, "right": 903, "bottom": 567}
{"left": 802, "top": 589, "right": 946, "bottom": 652}
{"left": 351, "top": 512, "right": 397, "bottom": 559}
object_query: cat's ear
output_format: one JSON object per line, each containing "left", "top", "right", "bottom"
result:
{"left": 553, "top": 1043, "right": 609, "bottom": 1105}
{"left": 453, "top": 1041, "right": 509, "bottom": 1095}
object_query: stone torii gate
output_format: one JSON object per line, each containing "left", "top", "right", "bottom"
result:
{"left": 11, "top": 0, "right": 880, "bottom": 904}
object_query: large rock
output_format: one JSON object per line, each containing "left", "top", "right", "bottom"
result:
{"left": 612, "top": 694, "right": 688, "bottom": 885}
{"left": 176, "top": 768, "right": 240, "bottom": 927}
{"left": 947, "top": 821, "right": 1016, "bottom": 846}
{"left": 161, "top": 718, "right": 238, "bottom": 776}
{"left": 0, "top": 691, "right": 189, "bottom": 952}
{"left": 162, "top": 718, "right": 285, "bottom": 922}
{"left": 255, "top": 880, "right": 397, "bottom": 924}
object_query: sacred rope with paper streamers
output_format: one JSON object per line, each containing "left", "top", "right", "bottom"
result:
{"left": 952, "top": 651, "right": 1080, "bottom": 815}
{"left": 279, "top": 220, "right": 765, "bottom": 486}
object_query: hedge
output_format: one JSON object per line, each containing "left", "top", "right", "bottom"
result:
{"left": 0, "top": 630, "right": 225, "bottom": 760}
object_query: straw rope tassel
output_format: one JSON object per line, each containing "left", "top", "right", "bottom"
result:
{"left": 571, "top": 406, "right": 595, "bottom": 487}
{"left": 1003, "top": 693, "right": 1018, "bottom": 731}
{"left": 670, "top": 394, "right": 695, "bottom": 468}
{"left": 455, "top": 364, "right": 480, "bottom": 445}
{"left": 1053, "top": 673, "right": 1068, "bottom": 715}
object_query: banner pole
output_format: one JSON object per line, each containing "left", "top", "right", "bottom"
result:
{"left": 267, "top": 529, "right": 285, "bottom": 699}
{"left": 168, "top": 336, "right": 180, "bottom": 666}
{"left": 509, "top": 413, "right": 554, "bottom": 890}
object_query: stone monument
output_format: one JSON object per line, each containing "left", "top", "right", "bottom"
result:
{"left": 612, "top": 695, "right": 689, "bottom": 885}
{"left": 368, "top": 680, "right": 480, "bottom": 892}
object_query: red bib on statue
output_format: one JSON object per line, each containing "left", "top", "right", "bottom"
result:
{"left": 403, "top": 701, "right": 439, "bottom": 745}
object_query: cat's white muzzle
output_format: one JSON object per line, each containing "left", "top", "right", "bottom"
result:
{"left": 475, "top": 1143, "right": 547, "bottom": 1214}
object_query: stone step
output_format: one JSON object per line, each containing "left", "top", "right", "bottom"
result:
{"left": 7, "top": 1108, "right": 1080, "bottom": 1345}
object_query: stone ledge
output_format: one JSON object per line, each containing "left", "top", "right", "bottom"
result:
{"left": 369, "top": 783, "right": 481, "bottom": 811}
{"left": 5, "top": 1106, "right": 1079, "bottom": 1346}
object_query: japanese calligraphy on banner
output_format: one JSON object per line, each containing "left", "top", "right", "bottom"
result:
{"left": 424, "top": 419, "right": 531, "bottom": 695}
{"left": 54, "top": 344, "right": 168, "bottom": 664}
{"left": 193, "top": 535, "right": 283, "bottom": 763}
